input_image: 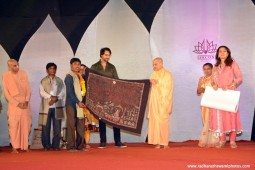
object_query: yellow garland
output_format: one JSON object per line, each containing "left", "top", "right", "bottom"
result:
{"left": 78, "top": 73, "right": 99, "bottom": 126}
{"left": 78, "top": 73, "right": 86, "bottom": 97}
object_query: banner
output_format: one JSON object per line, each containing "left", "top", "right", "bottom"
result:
{"left": 85, "top": 71, "right": 150, "bottom": 134}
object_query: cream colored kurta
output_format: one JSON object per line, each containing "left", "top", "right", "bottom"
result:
{"left": 148, "top": 68, "right": 173, "bottom": 146}
{"left": 38, "top": 76, "right": 65, "bottom": 128}
{"left": 197, "top": 76, "right": 219, "bottom": 147}
{"left": 2, "top": 70, "right": 32, "bottom": 150}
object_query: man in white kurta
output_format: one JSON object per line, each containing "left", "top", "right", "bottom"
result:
{"left": 148, "top": 57, "right": 173, "bottom": 148}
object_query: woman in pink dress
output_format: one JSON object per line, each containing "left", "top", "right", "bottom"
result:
{"left": 210, "top": 46, "right": 242, "bottom": 148}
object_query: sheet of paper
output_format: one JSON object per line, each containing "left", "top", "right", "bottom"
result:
{"left": 201, "top": 86, "right": 240, "bottom": 113}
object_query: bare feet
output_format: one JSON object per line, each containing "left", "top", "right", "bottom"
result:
{"left": 163, "top": 145, "right": 169, "bottom": 149}
{"left": 198, "top": 143, "right": 206, "bottom": 147}
{"left": 155, "top": 145, "right": 160, "bottom": 149}
{"left": 11, "top": 148, "right": 19, "bottom": 154}
{"left": 25, "top": 149, "right": 31, "bottom": 152}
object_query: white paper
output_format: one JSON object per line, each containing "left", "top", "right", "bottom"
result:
{"left": 201, "top": 86, "right": 240, "bottom": 113}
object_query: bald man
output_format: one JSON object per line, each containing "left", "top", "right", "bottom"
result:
{"left": 2, "top": 59, "right": 32, "bottom": 153}
{"left": 147, "top": 57, "right": 173, "bottom": 149}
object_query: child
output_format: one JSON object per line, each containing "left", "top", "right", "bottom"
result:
{"left": 197, "top": 63, "right": 219, "bottom": 147}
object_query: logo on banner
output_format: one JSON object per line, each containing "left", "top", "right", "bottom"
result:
{"left": 193, "top": 39, "right": 217, "bottom": 62}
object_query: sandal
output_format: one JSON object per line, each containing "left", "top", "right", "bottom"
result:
{"left": 216, "top": 141, "right": 226, "bottom": 148}
{"left": 230, "top": 141, "right": 237, "bottom": 148}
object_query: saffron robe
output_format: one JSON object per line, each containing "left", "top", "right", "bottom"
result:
{"left": 2, "top": 70, "right": 32, "bottom": 150}
{"left": 148, "top": 68, "right": 173, "bottom": 146}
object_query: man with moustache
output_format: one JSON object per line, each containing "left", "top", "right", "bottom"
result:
{"left": 39, "top": 62, "right": 65, "bottom": 151}
{"left": 65, "top": 58, "right": 86, "bottom": 151}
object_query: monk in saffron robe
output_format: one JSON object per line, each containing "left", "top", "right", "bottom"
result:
{"left": 2, "top": 59, "right": 32, "bottom": 153}
{"left": 148, "top": 57, "right": 173, "bottom": 149}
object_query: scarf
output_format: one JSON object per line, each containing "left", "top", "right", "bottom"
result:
{"left": 68, "top": 72, "right": 84, "bottom": 119}
{"left": 38, "top": 76, "right": 65, "bottom": 127}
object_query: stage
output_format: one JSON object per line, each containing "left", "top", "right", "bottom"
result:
{"left": 0, "top": 141, "right": 254, "bottom": 170}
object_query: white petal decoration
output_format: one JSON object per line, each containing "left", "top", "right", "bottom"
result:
{"left": 19, "top": 15, "right": 74, "bottom": 133}
{"left": 0, "top": 0, "right": 252, "bottom": 146}
{"left": 76, "top": 0, "right": 152, "bottom": 80}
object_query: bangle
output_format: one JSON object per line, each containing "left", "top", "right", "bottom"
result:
{"left": 231, "top": 83, "right": 235, "bottom": 87}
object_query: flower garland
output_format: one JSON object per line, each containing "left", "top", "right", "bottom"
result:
{"left": 77, "top": 73, "right": 86, "bottom": 97}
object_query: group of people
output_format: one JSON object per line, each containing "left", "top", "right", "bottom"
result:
{"left": 197, "top": 46, "right": 243, "bottom": 148}
{"left": 1, "top": 47, "right": 129, "bottom": 153}
{"left": 1, "top": 45, "right": 242, "bottom": 153}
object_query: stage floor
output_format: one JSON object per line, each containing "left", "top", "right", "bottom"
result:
{"left": 0, "top": 141, "right": 254, "bottom": 170}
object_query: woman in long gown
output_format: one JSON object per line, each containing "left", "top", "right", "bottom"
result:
{"left": 210, "top": 46, "right": 243, "bottom": 148}
{"left": 197, "top": 63, "right": 219, "bottom": 147}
